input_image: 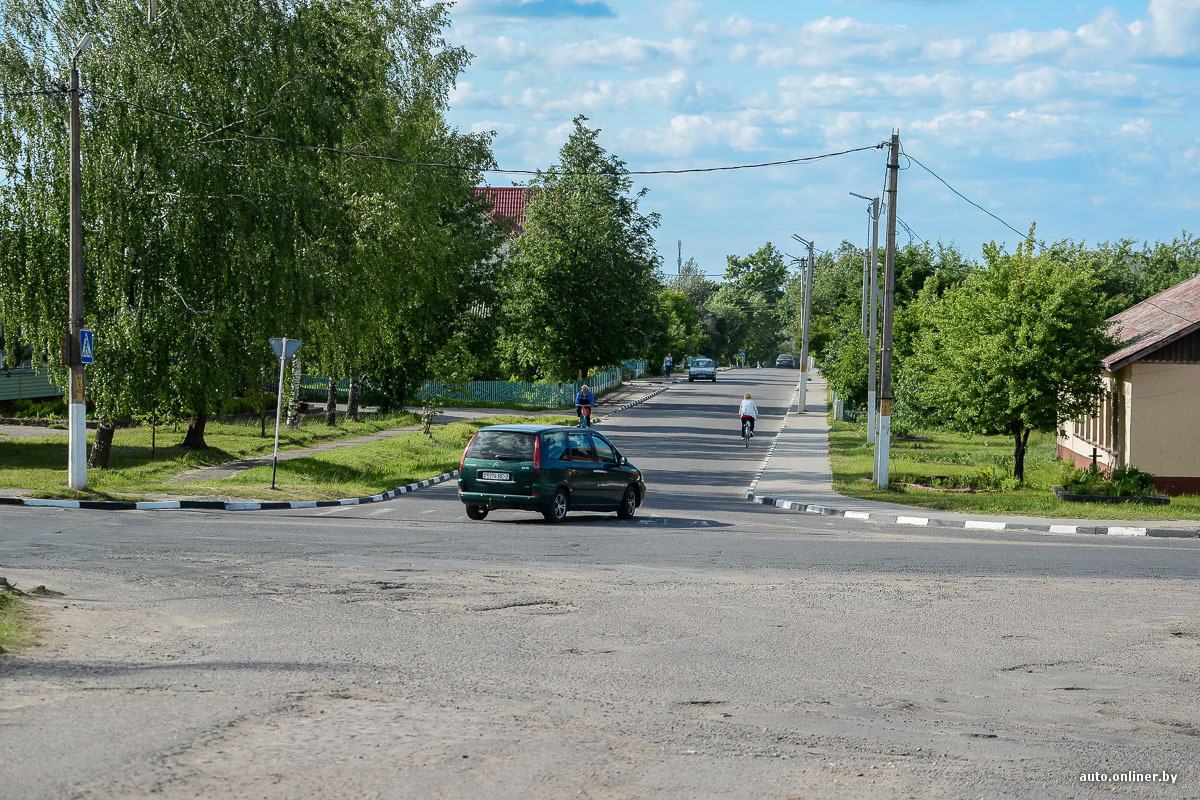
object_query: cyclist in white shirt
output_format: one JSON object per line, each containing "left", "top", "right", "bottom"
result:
{"left": 738, "top": 392, "right": 759, "bottom": 437}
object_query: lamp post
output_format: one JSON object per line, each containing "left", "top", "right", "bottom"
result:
{"left": 790, "top": 234, "right": 814, "bottom": 413}
{"left": 850, "top": 191, "right": 881, "bottom": 448}
{"left": 67, "top": 33, "right": 93, "bottom": 491}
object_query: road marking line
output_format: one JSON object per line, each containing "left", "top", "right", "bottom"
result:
{"left": 316, "top": 506, "right": 350, "bottom": 516}
{"left": 367, "top": 508, "right": 394, "bottom": 516}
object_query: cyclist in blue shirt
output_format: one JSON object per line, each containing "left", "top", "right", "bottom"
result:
{"left": 575, "top": 384, "right": 595, "bottom": 428}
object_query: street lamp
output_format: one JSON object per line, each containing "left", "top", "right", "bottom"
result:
{"left": 790, "top": 233, "right": 814, "bottom": 414}
{"left": 850, "top": 191, "right": 881, "bottom": 449}
{"left": 67, "top": 32, "right": 93, "bottom": 491}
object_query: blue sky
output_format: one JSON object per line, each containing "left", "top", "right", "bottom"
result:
{"left": 443, "top": 0, "right": 1200, "bottom": 276}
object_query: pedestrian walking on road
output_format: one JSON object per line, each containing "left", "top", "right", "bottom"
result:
{"left": 664, "top": 353, "right": 673, "bottom": 378}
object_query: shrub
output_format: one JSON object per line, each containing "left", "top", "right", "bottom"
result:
{"left": 1065, "top": 464, "right": 1158, "bottom": 497}
{"left": 9, "top": 398, "right": 67, "bottom": 418}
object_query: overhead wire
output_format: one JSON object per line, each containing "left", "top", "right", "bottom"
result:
{"left": 900, "top": 146, "right": 1040, "bottom": 247}
{"left": 80, "top": 89, "right": 885, "bottom": 177}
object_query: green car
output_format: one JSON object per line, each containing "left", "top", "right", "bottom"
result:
{"left": 457, "top": 424, "right": 646, "bottom": 523}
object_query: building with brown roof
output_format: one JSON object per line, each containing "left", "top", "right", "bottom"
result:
{"left": 1057, "top": 273, "right": 1200, "bottom": 493}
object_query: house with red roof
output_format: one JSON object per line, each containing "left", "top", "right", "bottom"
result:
{"left": 1057, "top": 273, "right": 1200, "bottom": 494}
{"left": 474, "top": 186, "right": 532, "bottom": 235}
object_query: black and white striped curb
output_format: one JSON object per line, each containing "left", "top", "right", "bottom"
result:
{"left": 743, "top": 494, "right": 1199, "bottom": 538}
{"left": 0, "top": 471, "right": 460, "bottom": 513}
{"left": 594, "top": 385, "right": 670, "bottom": 423}
{"left": 745, "top": 410, "right": 790, "bottom": 499}
{"left": 745, "top": 395, "right": 1197, "bottom": 539}
{"left": 0, "top": 385, "right": 677, "bottom": 514}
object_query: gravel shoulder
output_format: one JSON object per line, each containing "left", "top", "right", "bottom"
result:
{"left": 3, "top": 558, "right": 1195, "bottom": 799}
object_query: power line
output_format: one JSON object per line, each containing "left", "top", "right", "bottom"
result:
{"left": 900, "top": 147, "right": 1036, "bottom": 246}
{"left": 87, "top": 89, "right": 885, "bottom": 177}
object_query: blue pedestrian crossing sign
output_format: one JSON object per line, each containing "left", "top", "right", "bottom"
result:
{"left": 738, "top": 349, "right": 746, "bottom": 357}
{"left": 80, "top": 330, "right": 94, "bottom": 364}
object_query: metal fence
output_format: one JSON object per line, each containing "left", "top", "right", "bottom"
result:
{"left": 296, "top": 363, "right": 637, "bottom": 409}
{"left": 415, "top": 367, "right": 625, "bottom": 408}
{"left": 0, "top": 367, "right": 61, "bottom": 402}
{"left": 622, "top": 359, "right": 647, "bottom": 378}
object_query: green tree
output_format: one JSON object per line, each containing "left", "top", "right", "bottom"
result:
{"left": 906, "top": 232, "right": 1118, "bottom": 481}
{"left": 499, "top": 116, "right": 660, "bottom": 381}
{"left": 0, "top": 0, "right": 497, "bottom": 461}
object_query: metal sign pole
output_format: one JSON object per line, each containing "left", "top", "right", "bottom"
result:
{"left": 271, "top": 338, "right": 288, "bottom": 490}
{"left": 267, "top": 337, "right": 303, "bottom": 489}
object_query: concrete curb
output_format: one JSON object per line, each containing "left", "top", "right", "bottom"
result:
{"left": 0, "top": 385, "right": 675, "bottom": 513}
{"left": 594, "top": 385, "right": 670, "bottom": 423}
{"left": 0, "top": 471, "right": 461, "bottom": 513}
{"left": 744, "top": 408, "right": 1199, "bottom": 539}
{"left": 743, "top": 493, "right": 1199, "bottom": 538}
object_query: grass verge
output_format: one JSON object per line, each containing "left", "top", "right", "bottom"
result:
{"left": 0, "top": 584, "right": 47, "bottom": 655}
{"left": 0, "top": 411, "right": 419, "bottom": 499}
{"left": 3, "top": 413, "right": 573, "bottom": 502}
{"left": 828, "top": 419, "right": 1200, "bottom": 521}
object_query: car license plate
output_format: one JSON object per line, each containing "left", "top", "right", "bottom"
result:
{"left": 480, "top": 471, "right": 511, "bottom": 481}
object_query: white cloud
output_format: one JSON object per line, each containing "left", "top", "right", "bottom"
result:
{"left": 1147, "top": 0, "right": 1200, "bottom": 58}
{"left": 718, "top": 13, "right": 778, "bottom": 38}
{"left": 448, "top": 81, "right": 498, "bottom": 109}
{"left": 976, "top": 28, "right": 1074, "bottom": 64}
{"left": 655, "top": 0, "right": 705, "bottom": 33}
{"left": 546, "top": 36, "right": 706, "bottom": 70}
{"left": 1117, "top": 118, "right": 1153, "bottom": 137}
{"left": 617, "top": 114, "right": 765, "bottom": 156}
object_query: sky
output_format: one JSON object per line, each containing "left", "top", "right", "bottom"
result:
{"left": 442, "top": 0, "right": 1200, "bottom": 277}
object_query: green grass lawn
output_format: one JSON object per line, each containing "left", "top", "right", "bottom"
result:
{"left": 829, "top": 418, "right": 1200, "bottom": 520}
{"left": 0, "top": 412, "right": 573, "bottom": 502}
{"left": 0, "top": 411, "right": 418, "bottom": 499}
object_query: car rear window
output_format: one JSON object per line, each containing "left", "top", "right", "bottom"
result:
{"left": 466, "top": 430, "right": 535, "bottom": 461}
{"left": 692, "top": 359, "right": 713, "bottom": 367}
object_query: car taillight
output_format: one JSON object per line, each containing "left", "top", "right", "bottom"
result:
{"left": 460, "top": 433, "right": 477, "bottom": 473}
{"left": 533, "top": 435, "right": 541, "bottom": 477}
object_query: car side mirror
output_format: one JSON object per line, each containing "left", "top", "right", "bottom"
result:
{"left": 619, "top": 455, "right": 627, "bottom": 465}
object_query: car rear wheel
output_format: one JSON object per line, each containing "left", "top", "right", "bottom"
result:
{"left": 543, "top": 489, "right": 569, "bottom": 523}
{"left": 617, "top": 486, "right": 637, "bottom": 520}
{"left": 465, "top": 505, "right": 488, "bottom": 521}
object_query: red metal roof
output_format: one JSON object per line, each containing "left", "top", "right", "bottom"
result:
{"left": 1103, "top": 273, "right": 1200, "bottom": 370}
{"left": 474, "top": 186, "right": 531, "bottom": 234}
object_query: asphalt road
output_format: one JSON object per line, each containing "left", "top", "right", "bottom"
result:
{"left": 2, "top": 368, "right": 1197, "bottom": 799}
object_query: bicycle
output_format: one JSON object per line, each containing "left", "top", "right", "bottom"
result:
{"left": 740, "top": 415, "right": 754, "bottom": 447}
{"left": 577, "top": 405, "right": 593, "bottom": 429}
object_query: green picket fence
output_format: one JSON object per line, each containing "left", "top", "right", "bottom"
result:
{"left": 622, "top": 359, "right": 647, "bottom": 378}
{"left": 416, "top": 367, "right": 624, "bottom": 408}
{"left": 297, "top": 364, "right": 635, "bottom": 409}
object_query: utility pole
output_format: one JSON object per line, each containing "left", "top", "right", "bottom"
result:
{"left": 850, "top": 191, "right": 881, "bottom": 447}
{"left": 67, "top": 34, "right": 93, "bottom": 491}
{"left": 860, "top": 250, "right": 869, "bottom": 337}
{"left": 677, "top": 240, "right": 682, "bottom": 275}
{"left": 791, "top": 235, "right": 815, "bottom": 412}
{"left": 867, "top": 198, "right": 880, "bottom": 448}
{"left": 876, "top": 131, "right": 900, "bottom": 489}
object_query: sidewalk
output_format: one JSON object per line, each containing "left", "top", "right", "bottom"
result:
{"left": 749, "top": 370, "right": 1200, "bottom": 537}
